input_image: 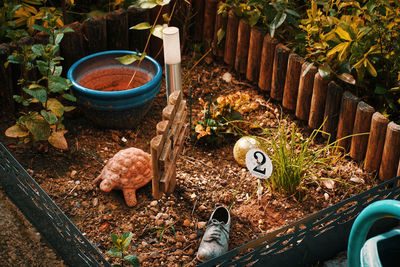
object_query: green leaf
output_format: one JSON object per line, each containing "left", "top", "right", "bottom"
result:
{"left": 124, "top": 255, "right": 140, "bottom": 267}
{"left": 270, "top": 12, "right": 287, "bottom": 38}
{"left": 48, "top": 76, "right": 70, "bottom": 93}
{"left": 375, "top": 86, "right": 386, "bottom": 95}
{"left": 318, "top": 65, "right": 331, "bottom": 79}
{"left": 46, "top": 98, "right": 64, "bottom": 117}
{"left": 217, "top": 29, "right": 225, "bottom": 45}
{"left": 121, "top": 232, "right": 133, "bottom": 250}
{"left": 54, "top": 28, "right": 74, "bottom": 34}
{"left": 64, "top": 106, "right": 76, "bottom": 112}
{"left": 31, "top": 24, "right": 51, "bottom": 34}
{"left": 151, "top": 24, "right": 163, "bottom": 39}
{"left": 55, "top": 33, "right": 64, "bottom": 45}
{"left": 5, "top": 125, "right": 29, "bottom": 138}
{"left": 36, "top": 60, "right": 49, "bottom": 75}
{"left": 335, "top": 26, "right": 352, "bottom": 42}
{"left": 365, "top": 59, "right": 377, "bottom": 77}
{"left": 63, "top": 94, "right": 77, "bottom": 102}
{"left": 156, "top": 0, "right": 170, "bottom": 6}
{"left": 23, "top": 85, "right": 47, "bottom": 103}
{"left": 106, "top": 248, "right": 122, "bottom": 258}
{"left": 116, "top": 54, "right": 140, "bottom": 65}
{"left": 31, "top": 44, "right": 46, "bottom": 57}
{"left": 130, "top": 22, "right": 152, "bottom": 30}
{"left": 110, "top": 234, "right": 119, "bottom": 245}
{"left": 302, "top": 62, "right": 314, "bottom": 77}
{"left": 285, "top": 9, "right": 300, "bottom": 18}
{"left": 25, "top": 113, "right": 51, "bottom": 141}
{"left": 41, "top": 110, "right": 58, "bottom": 124}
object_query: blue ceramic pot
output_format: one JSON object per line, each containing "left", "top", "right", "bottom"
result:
{"left": 67, "top": 50, "right": 162, "bottom": 128}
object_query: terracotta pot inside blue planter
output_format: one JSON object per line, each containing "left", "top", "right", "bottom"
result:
{"left": 67, "top": 50, "right": 162, "bottom": 128}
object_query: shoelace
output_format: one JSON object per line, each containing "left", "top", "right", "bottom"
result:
{"left": 204, "top": 219, "right": 230, "bottom": 244}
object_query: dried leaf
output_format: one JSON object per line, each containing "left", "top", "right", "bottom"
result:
{"left": 48, "top": 130, "right": 68, "bottom": 150}
{"left": 5, "top": 125, "right": 29, "bottom": 138}
{"left": 322, "top": 179, "right": 335, "bottom": 189}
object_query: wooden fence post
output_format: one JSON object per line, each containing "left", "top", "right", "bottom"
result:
{"left": 308, "top": 73, "right": 330, "bottom": 129}
{"left": 379, "top": 122, "right": 400, "bottom": 181}
{"left": 60, "top": 22, "right": 85, "bottom": 71}
{"left": 270, "top": 44, "right": 290, "bottom": 101}
{"left": 258, "top": 35, "right": 278, "bottom": 91}
{"left": 127, "top": 5, "right": 149, "bottom": 52}
{"left": 203, "top": 0, "right": 219, "bottom": 62}
{"left": 364, "top": 112, "right": 389, "bottom": 173}
{"left": 223, "top": 10, "right": 239, "bottom": 66}
{"left": 282, "top": 54, "right": 303, "bottom": 111}
{"left": 349, "top": 102, "right": 375, "bottom": 161}
{"left": 106, "top": 9, "right": 129, "bottom": 50}
{"left": 82, "top": 16, "right": 107, "bottom": 54}
{"left": 212, "top": 1, "right": 227, "bottom": 58}
{"left": 295, "top": 62, "right": 317, "bottom": 121}
{"left": 193, "top": 0, "right": 205, "bottom": 42}
{"left": 246, "top": 27, "right": 264, "bottom": 82}
{"left": 0, "top": 43, "right": 14, "bottom": 116}
{"left": 322, "top": 81, "right": 343, "bottom": 139}
{"left": 336, "top": 91, "right": 359, "bottom": 151}
{"left": 235, "top": 19, "right": 251, "bottom": 74}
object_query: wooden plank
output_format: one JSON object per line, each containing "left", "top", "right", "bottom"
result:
{"left": 364, "top": 112, "right": 389, "bottom": 172}
{"left": 308, "top": 73, "right": 330, "bottom": 129}
{"left": 156, "top": 120, "right": 169, "bottom": 135}
{"left": 282, "top": 53, "right": 303, "bottom": 111}
{"left": 295, "top": 62, "right": 317, "bottom": 121}
{"left": 203, "top": 0, "right": 219, "bottom": 61}
{"left": 379, "top": 122, "right": 400, "bottom": 181}
{"left": 224, "top": 10, "right": 239, "bottom": 66}
{"left": 213, "top": 1, "right": 227, "bottom": 58}
{"left": 235, "top": 19, "right": 251, "bottom": 74}
{"left": 246, "top": 26, "right": 264, "bottom": 82}
{"left": 270, "top": 44, "right": 290, "bottom": 101}
{"left": 169, "top": 90, "right": 182, "bottom": 106}
{"left": 82, "top": 16, "right": 107, "bottom": 54}
{"left": 106, "top": 9, "right": 129, "bottom": 50}
{"left": 322, "top": 81, "right": 343, "bottom": 139}
{"left": 150, "top": 135, "right": 163, "bottom": 199}
{"left": 349, "top": 102, "right": 374, "bottom": 161}
{"left": 258, "top": 35, "right": 278, "bottom": 91}
{"left": 336, "top": 91, "right": 359, "bottom": 151}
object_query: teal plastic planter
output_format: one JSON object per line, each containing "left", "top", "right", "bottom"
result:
{"left": 67, "top": 50, "right": 162, "bottom": 128}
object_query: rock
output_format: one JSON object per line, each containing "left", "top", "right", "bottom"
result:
{"left": 175, "top": 242, "right": 183, "bottom": 248}
{"left": 141, "top": 241, "right": 148, "bottom": 247}
{"left": 322, "top": 179, "right": 335, "bottom": 189}
{"left": 173, "top": 249, "right": 183, "bottom": 256}
{"left": 350, "top": 177, "right": 365, "bottom": 184}
{"left": 92, "top": 198, "right": 98, "bottom": 207}
{"left": 182, "top": 218, "right": 190, "bottom": 227}
{"left": 155, "top": 219, "right": 163, "bottom": 226}
{"left": 71, "top": 170, "right": 77, "bottom": 178}
{"left": 161, "top": 213, "right": 169, "bottom": 220}
{"left": 175, "top": 235, "right": 186, "bottom": 243}
{"left": 198, "top": 205, "right": 207, "bottom": 212}
{"left": 187, "top": 248, "right": 195, "bottom": 255}
{"left": 150, "top": 200, "right": 158, "bottom": 207}
{"left": 93, "top": 147, "right": 152, "bottom": 207}
{"left": 324, "top": 193, "right": 330, "bottom": 201}
{"left": 222, "top": 72, "right": 232, "bottom": 83}
{"left": 197, "top": 221, "right": 207, "bottom": 229}
{"left": 233, "top": 136, "right": 259, "bottom": 166}
{"left": 189, "top": 233, "right": 197, "bottom": 240}
{"left": 75, "top": 180, "right": 80, "bottom": 185}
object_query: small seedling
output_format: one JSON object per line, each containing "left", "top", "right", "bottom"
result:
{"left": 106, "top": 232, "right": 139, "bottom": 267}
{"left": 144, "top": 223, "right": 176, "bottom": 243}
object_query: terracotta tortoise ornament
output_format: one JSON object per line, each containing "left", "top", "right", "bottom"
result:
{"left": 93, "top": 147, "right": 152, "bottom": 207}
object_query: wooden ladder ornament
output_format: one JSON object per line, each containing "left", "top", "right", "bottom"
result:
{"left": 150, "top": 90, "right": 188, "bottom": 199}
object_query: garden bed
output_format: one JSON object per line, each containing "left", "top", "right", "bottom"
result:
{"left": 0, "top": 59, "right": 377, "bottom": 266}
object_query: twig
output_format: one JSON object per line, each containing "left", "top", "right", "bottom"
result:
{"left": 64, "top": 184, "right": 78, "bottom": 199}
{"left": 191, "top": 199, "right": 197, "bottom": 218}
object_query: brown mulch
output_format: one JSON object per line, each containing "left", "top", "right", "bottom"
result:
{"left": 0, "top": 57, "right": 377, "bottom": 266}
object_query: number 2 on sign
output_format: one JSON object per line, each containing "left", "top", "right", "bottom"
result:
{"left": 245, "top": 149, "right": 272, "bottom": 179}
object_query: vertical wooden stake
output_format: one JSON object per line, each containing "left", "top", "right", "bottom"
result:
{"left": 308, "top": 73, "right": 330, "bottom": 129}
{"left": 82, "top": 16, "right": 107, "bottom": 54}
{"left": 193, "top": 0, "right": 205, "bottom": 42}
{"left": 258, "top": 35, "right": 278, "bottom": 91}
{"left": 106, "top": 9, "right": 129, "bottom": 50}
{"left": 379, "top": 122, "right": 400, "bottom": 181}
{"left": 364, "top": 112, "right": 389, "bottom": 173}
{"left": 246, "top": 27, "right": 264, "bottom": 82}
{"left": 336, "top": 91, "right": 359, "bottom": 151}
{"left": 212, "top": 1, "right": 227, "bottom": 58}
{"left": 223, "top": 10, "right": 239, "bottom": 66}
{"left": 270, "top": 44, "right": 290, "bottom": 101}
{"left": 322, "top": 81, "right": 343, "bottom": 139}
{"left": 203, "top": 0, "right": 219, "bottom": 51}
{"left": 282, "top": 54, "right": 303, "bottom": 111}
{"left": 295, "top": 62, "right": 317, "bottom": 121}
{"left": 127, "top": 5, "right": 149, "bottom": 52}
{"left": 234, "top": 19, "right": 251, "bottom": 74}
{"left": 60, "top": 22, "right": 85, "bottom": 71}
{"left": 0, "top": 44, "right": 14, "bottom": 116}
{"left": 349, "top": 102, "right": 375, "bottom": 161}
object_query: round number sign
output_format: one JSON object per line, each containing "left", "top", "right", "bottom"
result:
{"left": 245, "top": 148, "right": 273, "bottom": 179}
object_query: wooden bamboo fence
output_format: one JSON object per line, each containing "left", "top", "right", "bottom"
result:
{"left": 1, "top": 1, "right": 399, "bottom": 181}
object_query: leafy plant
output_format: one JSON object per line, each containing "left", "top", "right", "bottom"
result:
{"left": 299, "top": 0, "right": 400, "bottom": 120}
{"left": 5, "top": 10, "right": 76, "bottom": 150}
{"left": 107, "top": 232, "right": 139, "bottom": 267}
{"left": 193, "top": 92, "right": 258, "bottom": 145}
{"left": 240, "top": 119, "right": 343, "bottom": 196}
{"left": 144, "top": 223, "right": 176, "bottom": 242}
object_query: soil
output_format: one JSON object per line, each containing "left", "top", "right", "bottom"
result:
{"left": 78, "top": 67, "right": 151, "bottom": 91}
{"left": 0, "top": 57, "right": 377, "bottom": 266}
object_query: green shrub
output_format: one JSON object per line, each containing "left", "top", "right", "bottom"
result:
{"left": 107, "top": 232, "right": 139, "bottom": 267}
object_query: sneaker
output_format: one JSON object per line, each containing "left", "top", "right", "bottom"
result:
{"left": 197, "top": 206, "right": 231, "bottom": 262}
